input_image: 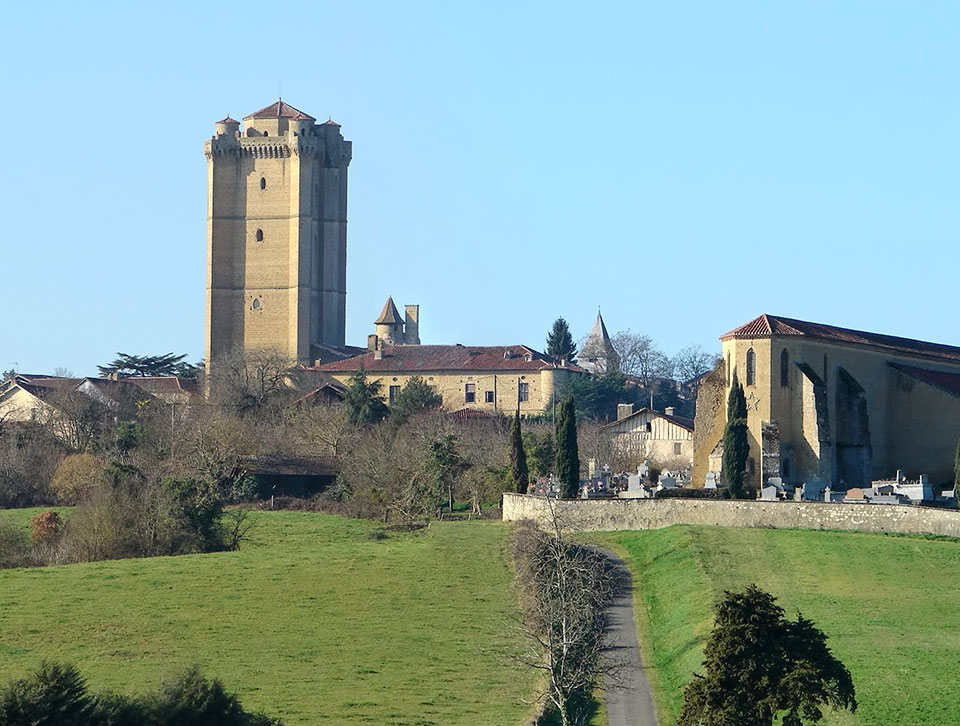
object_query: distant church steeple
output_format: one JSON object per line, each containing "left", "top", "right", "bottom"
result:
{"left": 580, "top": 311, "right": 620, "bottom": 374}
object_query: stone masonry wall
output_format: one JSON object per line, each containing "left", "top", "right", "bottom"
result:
{"left": 502, "top": 493, "right": 960, "bottom": 537}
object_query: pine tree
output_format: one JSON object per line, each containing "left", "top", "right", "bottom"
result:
{"left": 510, "top": 408, "right": 530, "bottom": 494}
{"left": 546, "top": 318, "right": 577, "bottom": 363}
{"left": 722, "top": 372, "right": 750, "bottom": 499}
{"left": 555, "top": 397, "right": 580, "bottom": 498}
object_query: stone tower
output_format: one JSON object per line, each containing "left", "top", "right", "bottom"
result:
{"left": 580, "top": 311, "right": 620, "bottom": 374}
{"left": 204, "top": 100, "right": 352, "bottom": 371}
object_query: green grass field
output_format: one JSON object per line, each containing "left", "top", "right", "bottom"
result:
{"left": 0, "top": 510, "right": 539, "bottom": 725}
{"left": 590, "top": 525, "right": 960, "bottom": 726}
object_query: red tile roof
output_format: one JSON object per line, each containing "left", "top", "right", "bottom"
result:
{"left": 890, "top": 364, "right": 960, "bottom": 398}
{"left": 123, "top": 376, "right": 200, "bottom": 398}
{"left": 721, "top": 314, "right": 960, "bottom": 363}
{"left": 244, "top": 101, "right": 316, "bottom": 121}
{"left": 316, "top": 344, "right": 587, "bottom": 374}
{"left": 216, "top": 115, "right": 239, "bottom": 124}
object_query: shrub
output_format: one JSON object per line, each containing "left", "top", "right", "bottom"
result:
{"left": 0, "top": 661, "right": 97, "bottom": 726}
{"left": 50, "top": 453, "right": 104, "bottom": 504}
{"left": 141, "top": 666, "right": 281, "bottom": 726}
{"left": 0, "top": 518, "right": 30, "bottom": 568}
{"left": 30, "top": 510, "right": 63, "bottom": 544}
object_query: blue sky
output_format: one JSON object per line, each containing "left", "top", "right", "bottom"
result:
{"left": 3, "top": 2, "right": 957, "bottom": 376}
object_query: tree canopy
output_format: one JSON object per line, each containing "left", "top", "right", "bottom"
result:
{"left": 343, "top": 367, "right": 389, "bottom": 427}
{"left": 390, "top": 376, "right": 443, "bottom": 425}
{"left": 679, "top": 585, "right": 856, "bottom": 726}
{"left": 546, "top": 318, "right": 577, "bottom": 363}
{"left": 98, "top": 353, "right": 198, "bottom": 379}
{"left": 557, "top": 371, "right": 640, "bottom": 422}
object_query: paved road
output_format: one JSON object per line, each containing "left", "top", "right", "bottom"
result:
{"left": 602, "top": 557, "right": 658, "bottom": 726}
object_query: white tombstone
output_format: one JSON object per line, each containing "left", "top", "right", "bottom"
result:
{"left": 760, "top": 485, "right": 779, "bottom": 501}
{"left": 704, "top": 472, "right": 718, "bottom": 489}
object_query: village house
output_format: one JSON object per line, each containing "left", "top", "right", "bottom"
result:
{"left": 693, "top": 314, "right": 960, "bottom": 489}
{"left": 603, "top": 403, "right": 694, "bottom": 470}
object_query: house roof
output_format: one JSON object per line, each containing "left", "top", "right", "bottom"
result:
{"left": 374, "top": 297, "right": 403, "bottom": 325}
{"left": 244, "top": 100, "right": 316, "bottom": 121}
{"left": 890, "top": 364, "right": 960, "bottom": 398}
{"left": 316, "top": 344, "right": 587, "bottom": 374}
{"left": 239, "top": 455, "right": 337, "bottom": 478}
{"left": 721, "top": 314, "right": 960, "bottom": 363}
{"left": 123, "top": 376, "right": 200, "bottom": 399}
{"left": 603, "top": 406, "right": 694, "bottom": 432}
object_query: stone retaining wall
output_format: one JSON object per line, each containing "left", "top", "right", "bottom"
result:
{"left": 502, "top": 493, "right": 960, "bottom": 537}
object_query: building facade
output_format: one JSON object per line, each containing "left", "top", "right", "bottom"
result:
{"left": 693, "top": 314, "right": 960, "bottom": 488}
{"left": 317, "top": 343, "right": 585, "bottom": 416}
{"left": 204, "top": 101, "right": 352, "bottom": 372}
{"left": 604, "top": 404, "right": 694, "bottom": 470}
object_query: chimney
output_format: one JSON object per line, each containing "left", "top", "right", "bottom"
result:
{"left": 617, "top": 403, "right": 634, "bottom": 421}
{"left": 404, "top": 305, "right": 420, "bottom": 345}
{"left": 313, "top": 359, "right": 322, "bottom": 368}
{"left": 665, "top": 406, "right": 676, "bottom": 416}
{"left": 367, "top": 334, "right": 378, "bottom": 351}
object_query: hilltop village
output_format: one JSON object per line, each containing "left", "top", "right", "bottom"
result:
{"left": 4, "top": 99, "right": 960, "bottom": 505}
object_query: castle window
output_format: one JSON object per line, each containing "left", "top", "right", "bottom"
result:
{"left": 260, "top": 177, "right": 266, "bottom": 190}
{"left": 465, "top": 383, "right": 476, "bottom": 403}
{"left": 746, "top": 348, "right": 756, "bottom": 386}
{"left": 389, "top": 385, "right": 400, "bottom": 404}
{"left": 255, "top": 229, "right": 264, "bottom": 242}
{"left": 518, "top": 382, "right": 530, "bottom": 402}
{"left": 780, "top": 349, "right": 789, "bottom": 387}
{"left": 251, "top": 298, "right": 261, "bottom": 310}
{"left": 485, "top": 390, "right": 495, "bottom": 403}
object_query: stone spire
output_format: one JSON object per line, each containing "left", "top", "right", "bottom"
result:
{"left": 580, "top": 311, "right": 620, "bottom": 374}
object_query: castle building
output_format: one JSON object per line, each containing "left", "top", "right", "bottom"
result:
{"left": 203, "top": 101, "right": 352, "bottom": 372}
{"left": 693, "top": 314, "right": 960, "bottom": 489}
{"left": 373, "top": 297, "right": 420, "bottom": 346}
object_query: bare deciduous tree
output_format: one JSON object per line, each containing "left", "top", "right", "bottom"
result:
{"left": 611, "top": 330, "right": 673, "bottom": 386}
{"left": 673, "top": 344, "right": 718, "bottom": 386}
{"left": 512, "top": 515, "right": 620, "bottom": 726}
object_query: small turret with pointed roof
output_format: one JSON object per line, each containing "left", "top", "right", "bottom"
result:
{"left": 375, "top": 297, "right": 404, "bottom": 345}
{"left": 580, "top": 310, "right": 620, "bottom": 374}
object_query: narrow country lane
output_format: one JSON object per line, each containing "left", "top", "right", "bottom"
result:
{"left": 602, "top": 557, "right": 658, "bottom": 726}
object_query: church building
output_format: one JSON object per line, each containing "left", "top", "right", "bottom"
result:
{"left": 693, "top": 314, "right": 960, "bottom": 489}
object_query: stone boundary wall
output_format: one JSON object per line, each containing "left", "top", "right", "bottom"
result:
{"left": 502, "top": 493, "right": 960, "bottom": 537}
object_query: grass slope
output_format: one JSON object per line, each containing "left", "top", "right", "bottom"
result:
{"left": 592, "top": 525, "right": 960, "bottom": 726}
{"left": 0, "top": 510, "right": 536, "bottom": 725}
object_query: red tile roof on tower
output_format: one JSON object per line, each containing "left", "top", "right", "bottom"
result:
{"left": 316, "top": 344, "right": 587, "bottom": 374}
{"left": 244, "top": 101, "right": 316, "bottom": 121}
{"left": 720, "top": 314, "right": 960, "bottom": 363}
{"left": 216, "top": 115, "right": 239, "bottom": 124}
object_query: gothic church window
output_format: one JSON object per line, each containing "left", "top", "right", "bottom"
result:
{"left": 255, "top": 229, "right": 264, "bottom": 242}
{"left": 780, "top": 349, "right": 789, "bottom": 387}
{"left": 746, "top": 348, "right": 756, "bottom": 386}
{"left": 251, "top": 298, "right": 261, "bottom": 310}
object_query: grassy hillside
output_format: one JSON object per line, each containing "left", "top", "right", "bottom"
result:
{"left": 0, "top": 510, "right": 537, "bottom": 725}
{"left": 591, "top": 526, "right": 960, "bottom": 726}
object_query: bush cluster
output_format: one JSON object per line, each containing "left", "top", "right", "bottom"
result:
{"left": 0, "top": 662, "right": 281, "bottom": 726}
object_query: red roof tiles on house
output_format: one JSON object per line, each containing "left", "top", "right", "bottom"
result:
{"left": 721, "top": 314, "right": 960, "bottom": 363}
{"left": 244, "top": 101, "right": 316, "bottom": 121}
{"left": 316, "top": 344, "right": 587, "bottom": 374}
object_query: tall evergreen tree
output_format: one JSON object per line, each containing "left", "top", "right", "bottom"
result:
{"left": 546, "top": 318, "right": 577, "bottom": 363}
{"left": 343, "top": 367, "right": 389, "bottom": 427}
{"left": 510, "top": 408, "right": 530, "bottom": 494}
{"left": 555, "top": 397, "right": 580, "bottom": 498}
{"left": 722, "top": 372, "right": 750, "bottom": 499}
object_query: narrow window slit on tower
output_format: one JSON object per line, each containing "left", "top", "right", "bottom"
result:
{"left": 260, "top": 177, "right": 266, "bottom": 190}
{"left": 255, "top": 229, "right": 264, "bottom": 242}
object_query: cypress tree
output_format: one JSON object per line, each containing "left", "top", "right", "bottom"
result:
{"left": 510, "top": 409, "right": 530, "bottom": 494}
{"left": 555, "top": 397, "right": 581, "bottom": 498}
{"left": 546, "top": 318, "right": 577, "bottom": 363}
{"left": 722, "top": 372, "right": 750, "bottom": 499}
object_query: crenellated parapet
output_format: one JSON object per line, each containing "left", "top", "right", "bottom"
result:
{"left": 204, "top": 132, "right": 351, "bottom": 165}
